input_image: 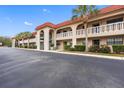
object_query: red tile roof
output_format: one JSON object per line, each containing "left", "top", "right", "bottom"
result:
{"left": 32, "top": 32, "right": 37, "bottom": 36}
{"left": 35, "top": 22, "right": 56, "bottom": 30}
{"left": 99, "top": 5, "right": 124, "bottom": 14}
{"left": 35, "top": 5, "right": 124, "bottom": 30}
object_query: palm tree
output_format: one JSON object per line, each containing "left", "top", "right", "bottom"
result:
{"left": 15, "top": 33, "right": 22, "bottom": 47}
{"left": 23, "top": 32, "right": 32, "bottom": 48}
{"left": 15, "top": 32, "right": 32, "bottom": 47}
{"left": 72, "top": 5, "right": 98, "bottom": 52}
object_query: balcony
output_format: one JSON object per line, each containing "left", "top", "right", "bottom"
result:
{"left": 56, "top": 21, "right": 124, "bottom": 40}
{"left": 87, "top": 21, "right": 124, "bottom": 37}
{"left": 56, "top": 31, "right": 73, "bottom": 40}
{"left": 18, "top": 38, "right": 36, "bottom": 44}
{"left": 29, "top": 38, "right": 36, "bottom": 43}
{"left": 76, "top": 29, "right": 86, "bottom": 38}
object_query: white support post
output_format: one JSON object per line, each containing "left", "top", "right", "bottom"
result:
{"left": 54, "top": 30, "right": 57, "bottom": 48}
{"left": 12, "top": 39, "right": 16, "bottom": 48}
{"left": 44, "top": 28, "right": 50, "bottom": 51}
{"left": 36, "top": 31, "right": 40, "bottom": 50}
{"left": 72, "top": 25, "right": 77, "bottom": 48}
{"left": 85, "top": 23, "right": 88, "bottom": 52}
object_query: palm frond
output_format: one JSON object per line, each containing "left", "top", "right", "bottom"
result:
{"left": 71, "top": 15, "right": 78, "bottom": 20}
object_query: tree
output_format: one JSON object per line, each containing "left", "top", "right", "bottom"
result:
{"left": 23, "top": 32, "right": 32, "bottom": 48}
{"left": 0, "top": 36, "right": 12, "bottom": 47}
{"left": 15, "top": 32, "right": 32, "bottom": 47}
{"left": 72, "top": 5, "right": 98, "bottom": 52}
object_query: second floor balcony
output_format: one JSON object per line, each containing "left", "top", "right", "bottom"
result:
{"left": 87, "top": 21, "right": 124, "bottom": 37}
{"left": 56, "top": 21, "right": 124, "bottom": 40}
{"left": 56, "top": 31, "right": 73, "bottom": 40}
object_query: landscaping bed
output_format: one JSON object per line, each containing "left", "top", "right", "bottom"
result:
{"left": 63, "top": 44, "right": 124, "bottom": 57}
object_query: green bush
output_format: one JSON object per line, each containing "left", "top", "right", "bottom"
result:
{"left": 64, "top": 45, "right": 85, "bottom": 51}
{"left": 29, "top": 45, "right": 33, "bottom": 49}
{"left": 89, "top": 45, "right": 99, "bottom": 52}
{"left": 98, "top": 45, "right": 111, "bottom": 53}
{"left": 32, "top": 45, "right": 37, "bottom": 49}
{"left": 24, "top": 45, "right": 27, "bottom": 48}
{"left": 64, "top": 45, "right": 71, "bottom": 50}
{"left": 89, "top": 45, "right": 111, "bottom": 53}
{"left": 112, "top": 45, "right": 124, "bottom": 53}
{"left": 20, "top": 45, "right": 23, "bottom": 48}
{"left": 74, "top": 45, "right": 85, "bottom": 51}
{"left": 69, "top": 47, "right": 75, "bottom": 51}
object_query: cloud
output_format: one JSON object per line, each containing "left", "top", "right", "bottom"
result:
{"left": 42, "top": 8, "right": 50, "bottom": 13}
{"left": 5, "top": 17, "right": 12, "bottom": 23}
{"left": 24, "top": 21, "right": 33, "bottom": 26}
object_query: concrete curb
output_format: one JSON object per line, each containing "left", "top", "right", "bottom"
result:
{"left": 14, "top": 48, "right": 124, "bottom": 60}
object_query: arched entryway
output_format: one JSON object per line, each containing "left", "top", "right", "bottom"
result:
{"left": 40, "top": 30, "right": 44, "bottom": 50}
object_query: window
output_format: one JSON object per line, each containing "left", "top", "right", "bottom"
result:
{"left": 92, "top": 23, "right": 100, "bottom": 33}
{"left": 107, "top": 36, "right": 123, "bottom": 45}
{"left": 107, "top": 17, "right": 123, "bottom": 24}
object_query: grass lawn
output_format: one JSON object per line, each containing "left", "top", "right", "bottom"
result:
{"left": 62, "top": 50, "right": 124, "bottom": 57}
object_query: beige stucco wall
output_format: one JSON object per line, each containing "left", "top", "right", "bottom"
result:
{"left": 13, "top": 9, "right": 124, "bottom": 51}
{"left": 76, "top": 39, "right": 85, "bottom": 45}
{"left": 88, "top": 37, "right": 107, "bottom": 47}
{"left": 88, "top": 15, "right": 124, "bottom": 28}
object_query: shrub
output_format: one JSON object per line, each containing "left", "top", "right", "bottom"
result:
{"left": 89, "top": 45, "right": 111, "bottom": 53}
{"left": 32, "top": 45, "right": 37, "bottom": 49}
{"left": 112, "top": 45, "right": 124, "bottom": 54}
{"left": 64, "top": 45, "right": 71, "bottom": 50}
{"left": 20, "top": 45, "right": 23, "bottom": 48}
{"left": 24, "top": 45, "right": 27, "bottom": 48}
{"left": 29, "top": 45, "right": 33, "bottom": 49}
{"left": 69, "top": 47, "right": 75, "bottom": 51}
{"left": 98, "top": 45, "right": 111, "bottom": 53}
{"left": 74, "top": 45, "right": 85, "bottom": 51}
{"left": 89, "top": 45, "right": 99, "bottom": 52}
{"left": 50, "top": 43, "right": 54, "bottom": 47}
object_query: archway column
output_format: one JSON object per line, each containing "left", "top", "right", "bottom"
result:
{"left": 43, "top": 28, "right": 50, "bottom": 51}
{"left": 36, "top": 31, "right": 40, "bottom": 50}
{"left": 54, "top": 30, "right": 56, "bottom": 48}
{"left": 72, "top": 25, "right": 77, "bottom": 47}
{"left": 12, "top": 38, "right": 16, "bottom": 48}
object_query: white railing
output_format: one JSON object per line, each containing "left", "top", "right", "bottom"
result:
{"left": 56, "top": 21, "right": 124, "bottom": 40}
{"left": 87, "top": 21, "right": 124, "bottom": 37}
{"left": 18, "top": 38, "right": 36, "bottom": 44}
{"left": 29, "top": 38, "right": 36, "bottom": 42}
{"left": 76, "top": 29, "right": 86, "bottom": 38}
{"left": 56, "top": 31, "right": 73, "bottom": 40}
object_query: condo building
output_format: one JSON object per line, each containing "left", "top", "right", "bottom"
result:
{"left": 12, "top": 5, "right": 124, "bottom": 51}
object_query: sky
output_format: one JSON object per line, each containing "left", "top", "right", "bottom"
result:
{"left": 0, "top": 5, "right": 108, "bottom": 37}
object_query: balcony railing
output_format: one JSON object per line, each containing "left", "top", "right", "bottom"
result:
{"left": 56, "top": 21, "right": 124, "bottom": 39}
{"left": 76, "top": 29, "right": 86, "bottom": 38}
{"left": 30, "top": 38, "right": 36, "bottom": 42}
{"left": 56, "top": 31, "right": 73, "bottom": 40}
{"left": 19, "top": 38, "right": 36, "bottom": 43}
{"left": 87, "top": 21, "right": 124, "bottom": 37}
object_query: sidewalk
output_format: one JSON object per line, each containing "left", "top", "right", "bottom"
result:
{"left": 15, "top": 48, "right": 124, "bottom": 60}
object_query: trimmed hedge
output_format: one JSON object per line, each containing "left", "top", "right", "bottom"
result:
{"left": 89, "top": 45, "right": 111, "bottom": 53}
{"left": 64, "top": 45, "right": 85, "bottom": 51}
{"left": 98, "top": 45, "right": 111, "bottom": 53}
{"left": 89, "top": 45, "right": 99, "bottom": 52}
{"left": 64, "top": 45, "right": 71, "bottom": 50}
{"left": 74, "top": 45, "right": 85, "bottom": 51}
{"left": 29, "top": 45, "right": 37, "bottom": 49}
{"left": 112, "top": 45, "right": 124, "bottom": 53}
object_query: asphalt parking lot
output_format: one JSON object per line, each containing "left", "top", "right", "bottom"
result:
{"left": 0, "top": 47, "right": 124, "bottom": 88}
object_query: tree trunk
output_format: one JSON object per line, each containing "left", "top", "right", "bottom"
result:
{"left": 84, "top": 23, "right": 88, "bottom": 52}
